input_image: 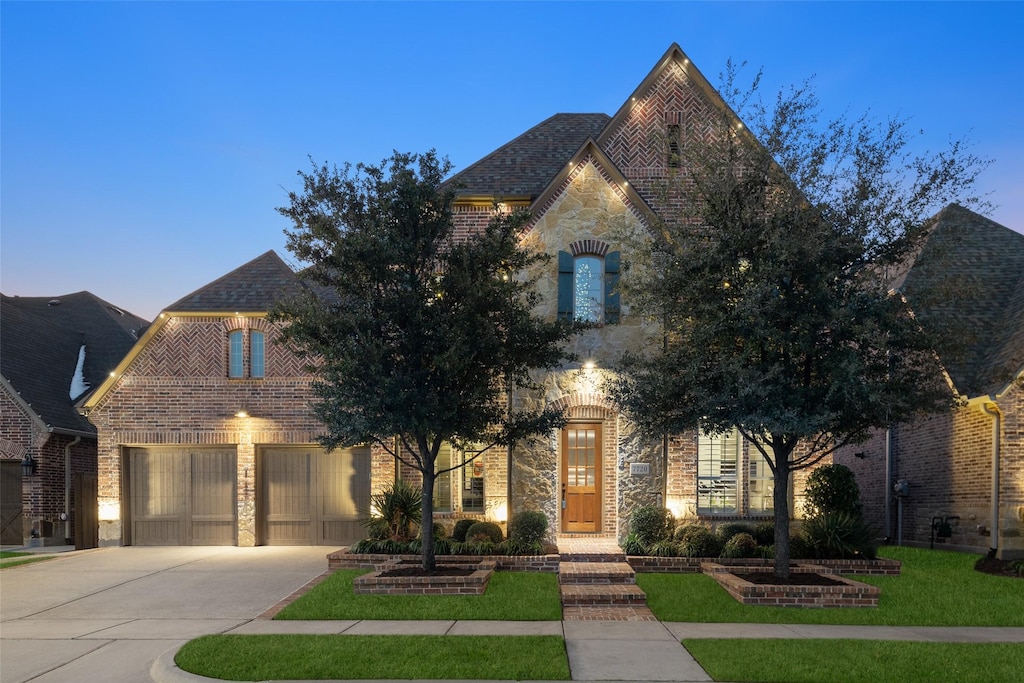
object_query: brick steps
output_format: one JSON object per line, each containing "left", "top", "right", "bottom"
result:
{"left": 557, "top": 547, "right": 649, "bottom": 619}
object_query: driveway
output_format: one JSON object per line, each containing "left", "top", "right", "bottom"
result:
{"left": 0, "top": 546, "right": 329, "bottom": 683}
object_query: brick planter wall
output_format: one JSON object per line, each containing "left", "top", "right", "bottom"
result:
{"left": 352, "top": 560, "right": 496, "bottom": 595}
{"left": 327, "top": 549, "right": 560, "bottom": 573}
{"left": 702, "top": 562, "right": 881, "bottom": 607}
{"left": 627, "top": 555, "right": 900, "bottom": 575}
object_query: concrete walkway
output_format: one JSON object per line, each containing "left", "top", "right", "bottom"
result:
{"left": 3, "top": 546, "right": 1023, "bottom": 683}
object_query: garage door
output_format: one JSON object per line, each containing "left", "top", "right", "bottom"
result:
{"left": 126, "top": 447, "right": 237, "bottom": 546}
{"left": 1, "top": 461, "right": 23, "bottom": 544}
{"left": 259, "top": 446, "right": 370, "bottom": 545}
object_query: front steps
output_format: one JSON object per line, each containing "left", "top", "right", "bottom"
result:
{"left": 557, "top": 546, "right": 655, "bottom": 621}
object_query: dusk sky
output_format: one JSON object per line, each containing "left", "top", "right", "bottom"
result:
{"left": 3, "top": 1, "right": 1022, "bottom": 322}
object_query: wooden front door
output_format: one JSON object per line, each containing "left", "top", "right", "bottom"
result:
{"left": 561, "top": 423, "right": 601, "bottom": 532}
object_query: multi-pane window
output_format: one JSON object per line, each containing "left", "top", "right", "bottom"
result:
{"left": 747, "top": 453, "right": 774, "bottom": 513}
{"left": 432, "top": 443, "right": 485, "bottom": 514}
{"left": 573, "top": 256, "right": 603, "bottom": 323}
{"left": 461, "top": 446, "right": 485, "bottom": 513}
{"left": 228, "top": 329, "right": 266, "bottom": 379}
{"left": 228, "top": 330, "right": 245, "bottom": 379}
{"left": 697, "top": 430, "right": 739, "bottom": 513}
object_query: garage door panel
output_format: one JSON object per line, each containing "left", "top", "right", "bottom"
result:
{"left": 127, "top": 448, "right": 236, "bottom": 546}
{"left": 260, "top": 446, "right": 370, "bottom": 546}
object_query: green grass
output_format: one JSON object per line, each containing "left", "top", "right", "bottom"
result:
{"left": 0, "top": 552, "right": 56, "bottom": 569}
{"left": 683, "top": 639, "right": 1024, "bottom": 683}
{"left": 638, "top": 546, "right": 1024, "bottom": 626}
{"left": 176, "top": 634, "right": 570, "bottom": 681}
{"left": 275, "top": 569, "right": 563, "bottom": 621}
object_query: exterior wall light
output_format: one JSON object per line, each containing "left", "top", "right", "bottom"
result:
{"left": 21, "top": 453, "right": 37, "bottom": 477}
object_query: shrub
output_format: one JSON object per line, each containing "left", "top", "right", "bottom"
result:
{"left": 452, "top": 519, "right": 477, "bottom": 543}
{"left": 505, "top": 538, "right": 544, "bottom": 556}
{"left": 419, "top": 521, "right": 447, "bottom": 541}
{"left": 508, "top": 510, "right": 548, "bottom": 546}
{"left": 349, "top": 538, "right": 413, "bottom": 555}
{"left": 649, "top": 540, "right": 680, "bottom": 557}
{"left": 466, "top": 521, "right": 503, "bottom": 544}
{"left": 719, "top": 532, "right": 758, "bottom": 559}
{"left": 629, "top": 506, "right": 674, "bottom": 546}
{"left": 802, "top": 511, "right": 876, "bottom": 559}
{"left": 716, "top": 522, "right": 755, "bottom": 544}
{"left": 756, "top": 544, "right": 775, "bottom": 559}
{"left": 788, "top": 534, "right": 813, "bottom": 559}
{"left": 679, "top": 527, "right": 722, "bottom": 558}
{"left": 804, "top": 464, "right": 862, "bottom": 519}
{"left": 673, "top": 522, "right": 710, "bottom": 542}
{"left": 360, "top": 480, "right": 422, "bottom": 542}
{"left": 621, "top": 532, "right": 647, "bottom": 556}
{"left": 752, "top": 521, "right": 775, "bottom": 546}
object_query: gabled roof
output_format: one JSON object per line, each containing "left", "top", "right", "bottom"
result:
{"left": 901, "top": 204, "right": 1024, "bottom": 397}
{"left": 446, "top": 113, "right": 611, "bottom": 200}
{"left": 1, "top": 292, "right": 148, "bottom": 435}
{"left": 166, "top": 250, "right": 305, "bottom": 313}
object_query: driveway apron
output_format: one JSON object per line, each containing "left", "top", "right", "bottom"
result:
{"left": 0, "top": 546, "right": 329, "bottom": 683}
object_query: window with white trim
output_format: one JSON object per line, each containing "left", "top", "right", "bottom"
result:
{"left": 557, "top": 249, "right": 620, "bottom": 324}
{"left": 697, "top": 428, "right": 777, "bottom": 516}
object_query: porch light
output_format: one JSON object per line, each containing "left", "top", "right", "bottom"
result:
{"left": 235, "top": 410, "right": 250, "bottom": 419}
{"left": 98, "top": 500, "right": 120, "bottom": 521}
{"left": 583, "top": 360, "right": 597, "bottom": 370}
{"left": 21, "top": 454, "right": 37, "bottom": 477}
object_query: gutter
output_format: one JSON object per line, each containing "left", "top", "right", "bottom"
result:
{"left": 980, "top": 402, "right": 1001, "bottom": 557}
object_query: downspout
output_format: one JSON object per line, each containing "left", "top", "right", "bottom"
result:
{"left": 64, "top": 435, "right": 82, "bottom": 543}
{"left": 980, "top": 402, "right": 1001, "bottom": 557}
{"left": 883, "top": 427, "right": 892, "bottom": 543}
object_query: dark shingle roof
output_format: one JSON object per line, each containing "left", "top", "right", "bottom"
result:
{"left": 1, "top": 292, "right": 148, "bottom": 434}
{"left": 901, "top": 204, "right": 1024, "bottom": 397}
{"left": 445, "top": 113, "right": 611, "bottom": 198}
{"left": 166, "top": 250, "right": 304, "bottom": 313}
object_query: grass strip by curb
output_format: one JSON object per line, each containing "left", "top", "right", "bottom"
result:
{"left": 176, "top": 634, "right": 570, "bottom": 681}
{"left": 0, "top": 552, "right": 57, "bottom": 570}
{"left": 639, "top": 546, "right": 1024, "bottom": 626}
{"left": 683, "top": 639, "right": 1024, "bottom": 683}
{"left": 275, "top": 569, "right": 562, "bottom": 621}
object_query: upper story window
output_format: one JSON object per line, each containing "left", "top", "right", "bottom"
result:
{"left": 557, "top": 242, "right": 620, "bottom": 324}
{"left": 228, "top": 329, "right": 265, "bottom": 379}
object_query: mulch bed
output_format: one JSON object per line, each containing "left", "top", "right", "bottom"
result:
{"left": 974, "top": 556, "right": 1023, "bottom": 579}
{"left": 378, "top": 566, "right": 476, "bottom": 578}
{"left": 733, "top": 572, "right": 847, "bottom": 586}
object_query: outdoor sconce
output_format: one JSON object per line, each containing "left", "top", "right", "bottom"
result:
{"left": 21, "top": 454, "right": 37, "bottom": 477}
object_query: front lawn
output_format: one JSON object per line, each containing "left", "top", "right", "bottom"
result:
{"left": 683, "top": 639, "right": 1024, "bottom": 683}
{"left": 275, "top": 569, "right": 562, "bottom": 621}
{"left": 176, "top": 634, "right": 570, "bottom": 681}
{"left": 638, "top": 546, "right": 1024, "bottom": 626}
{"left": 0, "top": 551, "right": 56, "bottom": 569}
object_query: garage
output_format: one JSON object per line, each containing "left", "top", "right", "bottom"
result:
{"left": 258, "top": 446, "right": 370, "bottom": 545}
{"left": 125, "top": 447, "right": 237, "bottom": 546}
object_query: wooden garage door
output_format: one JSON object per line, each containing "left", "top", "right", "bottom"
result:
{"left": 259, "top": 446, "right": 370, "bottom": 545}
{"left": 1, "top": 461, "right": 23, "bottom": 545}
{"left": 127, "top": 448, "right": 237, "bottom": 546}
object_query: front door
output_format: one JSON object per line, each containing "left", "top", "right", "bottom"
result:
{"left": 561, "top": 423, "right": 601, "bottom": 532}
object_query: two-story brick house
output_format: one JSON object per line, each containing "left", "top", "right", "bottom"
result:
{"left": 81, "top": 44, "right": 1022, "bottom": 556}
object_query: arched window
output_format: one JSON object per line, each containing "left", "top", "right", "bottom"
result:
{"left": 557, "top": 249, "right": 620, "bottom": 324}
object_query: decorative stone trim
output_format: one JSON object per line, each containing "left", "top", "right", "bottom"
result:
{"left": 569, "top": 239, "right": 610, "bottom": 257}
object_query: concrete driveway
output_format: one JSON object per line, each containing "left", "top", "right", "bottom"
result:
{"left": 0, "top": 546, "right": 330, "bottom": 683}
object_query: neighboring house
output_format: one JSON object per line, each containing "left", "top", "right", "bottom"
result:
{"left": 832, "top": 205, "right": 1024, "bottom": 560}
{"left": 81, "top": 44, "right": 1023, "bottom": 558}
{"left": 1, "top": 292, "right": 147, "bottom": 547}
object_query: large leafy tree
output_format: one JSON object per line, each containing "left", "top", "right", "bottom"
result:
{"left": 273, "top": 151, "right": 576, "bottom": 571}
{"left": 613, "top": 67, "right": 989, "bottom": 578}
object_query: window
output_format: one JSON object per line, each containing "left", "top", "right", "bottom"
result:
{"left": 697, "top": 430, "right": 739, "bottom": 513}
{"left": 667, "top": 124, "right": 681, "bottom": 168}
{"left": 432, "top": 443, "right": 485, "bottom": 514}
{"left": 747, "top": 453, "right": 774, "bottom": 513}
{"left": 250, "top": 331, "right": 265, "bottom": 379}
{"left": 228, "top": 329, "right": 266, "bottom": 379}
{"left": 461, "top": 446, "right": 485, "bottom": 513}
{"left": 557, "top": 250, "right": 620, "bottom": 324}
{"left": 433, "top": 443, "right": 453, "bottom": 512}
{"left": 228, "top": 331, "right": 245, "bottom": 379}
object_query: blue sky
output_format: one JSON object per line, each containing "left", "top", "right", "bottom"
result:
{"left": 3, "top": 1, "right": 1022, "bottom": 322}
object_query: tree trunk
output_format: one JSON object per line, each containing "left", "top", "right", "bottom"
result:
{"left": 420, "top": 469, "right": 436, "bottom": 572}
{"left": 772, "top": 456, "right": 792, "bottom": 580}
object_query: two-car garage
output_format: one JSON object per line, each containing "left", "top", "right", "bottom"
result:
{"left": 124, "top": 446, "right": 370, "bottom": 546}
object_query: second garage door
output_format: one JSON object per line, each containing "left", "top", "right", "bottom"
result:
{"left": 259, "top": 446, "right": 370, "bottom": 545}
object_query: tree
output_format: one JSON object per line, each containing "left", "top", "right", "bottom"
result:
{"left": 272, "top": 151, "right": 578, "bottom": 571}
{"left": 612, "top": 66, "right": 990, "bottom": 578}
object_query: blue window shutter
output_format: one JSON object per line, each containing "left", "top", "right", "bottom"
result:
{"left": 557, "top": 251, "right": 574, "bottom": 320}
{"left": 604, "top": 250, "right": 620, "bottom": 324}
